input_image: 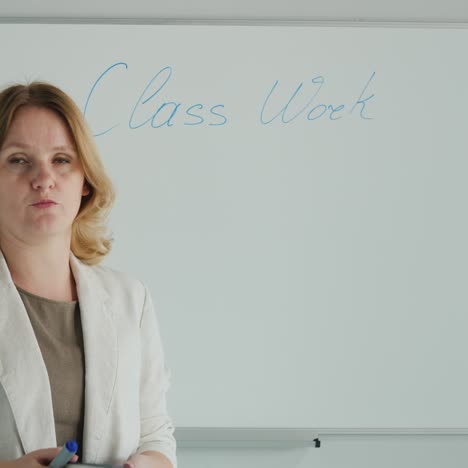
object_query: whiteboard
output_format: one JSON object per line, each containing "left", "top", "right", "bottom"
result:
{"left": 2, "top": 24, "right": 468, "bottom": 429}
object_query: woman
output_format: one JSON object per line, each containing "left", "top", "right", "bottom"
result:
{"left": 0, "top": 82, "right": 176, "bottom": 468}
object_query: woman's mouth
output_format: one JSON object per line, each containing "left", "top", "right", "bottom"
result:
{"left": 32, "top": 201, "right": 57, "bottom": 208}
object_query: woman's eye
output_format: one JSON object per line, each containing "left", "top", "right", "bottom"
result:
{"left": 9, "top": 157, "right": 28, "bottom": 164}
{"left": 6, "top": 155, "right": 71, "bottom": 165}
{"left": 55, "top": 157, "right": 71, "bottom": 164}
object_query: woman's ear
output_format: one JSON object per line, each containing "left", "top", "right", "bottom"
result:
{"left": 82, "top": 181, "right": 91, "bottom": 197}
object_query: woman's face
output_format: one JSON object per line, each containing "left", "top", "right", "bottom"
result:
{"left": 0, "top": 105, "right": 90, "bottom": 246}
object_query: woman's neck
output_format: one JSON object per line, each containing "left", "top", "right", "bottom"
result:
{"left": 0, "top": 238, "right": 77, "bottom": 302}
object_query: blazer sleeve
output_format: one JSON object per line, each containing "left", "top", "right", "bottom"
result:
{"left": 134, "top": 283, "right": 177, "bottom": 468}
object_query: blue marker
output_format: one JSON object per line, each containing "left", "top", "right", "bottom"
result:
{"left": 49, "top": 440, "right": 78, "bottom": 468}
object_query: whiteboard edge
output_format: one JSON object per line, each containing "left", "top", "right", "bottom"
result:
{"left": 175, "top": 427, "right": 468, "bottom": 438}
{"left": 1, "top": 17, "right": 468, "bottom": 28}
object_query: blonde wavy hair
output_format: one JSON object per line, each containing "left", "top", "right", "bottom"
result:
{"left": 0, "top": 81, "right": 115, "bottom": 265}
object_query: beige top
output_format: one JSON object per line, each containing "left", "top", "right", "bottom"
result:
{"left": 17, "top": 286, "right": 85, "bottom": 459}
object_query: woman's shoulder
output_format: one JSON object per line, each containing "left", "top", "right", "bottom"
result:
{"left": 94, "top": 263, "right": 146, "bottom": 289}
{"left": 73, "top": 256, "right": 149, "bottom": 300}
{"left": 79, "top": 262, "right": 154, "bottom": 323}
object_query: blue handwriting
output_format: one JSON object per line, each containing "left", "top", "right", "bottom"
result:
{"left": 83, "top": 63, "right": 376, "bottom": 136}
{"left": 84, "top": 63, "right": 228, "bottom": 136}
{"left": 260, "top": 72, "right": 376, "bottom": 125}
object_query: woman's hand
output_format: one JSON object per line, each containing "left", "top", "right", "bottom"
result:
{"left": 125, "top": 451, "right": 172, "bottom": 468}
{"left": 0, "top": 448, "right": 79, "bottom": 468}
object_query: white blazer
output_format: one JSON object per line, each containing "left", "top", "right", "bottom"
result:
{"left": 0, "top": 250, "right": 177, "bottom": 467}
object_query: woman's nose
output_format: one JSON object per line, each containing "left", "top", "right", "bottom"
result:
{"left": 31, "top": 163, "right": 55, "bottom": 191}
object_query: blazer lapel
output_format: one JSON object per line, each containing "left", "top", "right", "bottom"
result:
{"left": 0, "top": 250, "right": 118, "bottom": 460}
{"left": 0, "top": 250, "right": 56, "bottom": 452}
{"left": 69, "top": 254, "right": 117, "bottom": 463}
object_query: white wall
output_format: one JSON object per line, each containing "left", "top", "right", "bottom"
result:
{"left": 0, "top": 0, "right": 467, "bottom": 22}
